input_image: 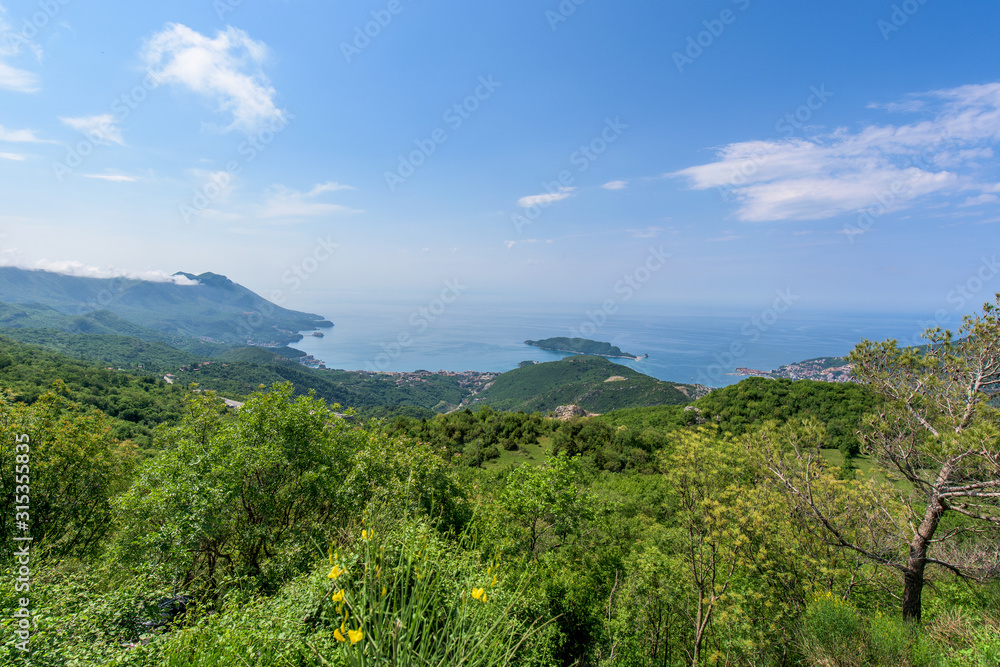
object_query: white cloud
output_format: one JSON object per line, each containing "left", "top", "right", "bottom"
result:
{"left": 960, "top": 193, "right": 999, "bottom": 207}
{"left": 672, "top": 82, "right": 1000, "bottom": 222}
{"left": 258, "top": 183, "right": 359, "bottom": 219}
{"left": 0, "top": 62, "right": 37, "bottom": 91}
{"left": 602, "top": 180, "right": 628, "bottom": 190}
{"left": 0, "top": 125, "right": 49, "bottom": 143}
{"left": 504, "top": 239, "right": 539, "bottom": 249}
{"left": 83, "top": 172, "right": 140, "bottom": 182}
{"left": 517, "top": 187, "right": 575, "bottom": 208}
{"left": 142, "top": 23, "right": 285, "bottom": 133}
{"left": 0, "top": 258, "right": 200, "bottom": 284}
{"left": 629, "top": 226, "right": 662, "bottom": 238}
{"left": 308, "top": 181, "right": 355, "bottom": 195}
{"left": 61, "top": 114, "right": 124, "bottom": 145}
{"left": 0, "top": 151, "right": 24, "bottom": 160}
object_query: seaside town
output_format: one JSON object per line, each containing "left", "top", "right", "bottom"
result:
{"left": 734, "top": 357, "right": 854, "bottom": 383}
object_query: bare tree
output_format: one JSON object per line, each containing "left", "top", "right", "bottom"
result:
{"left": 756, "top": 297, "right": 1000, "bottom": 621}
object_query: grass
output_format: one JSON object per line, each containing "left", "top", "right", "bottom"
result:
{"left": 819, "top": 449, "right": 914, "bottom": 492}
{"left": 481, "top": 437, "right": 551, "bottom": 470}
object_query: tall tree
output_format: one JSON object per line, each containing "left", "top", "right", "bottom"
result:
{"left": 756, "top": 298, "right": 1000, "bottom": 621}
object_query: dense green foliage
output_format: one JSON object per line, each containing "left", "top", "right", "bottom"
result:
{"left": 0, "top": 335, "right": 188, "bottom": 451}
{"left": 693, "top": 377, "right": 876, "bottom": 452}
{"left": 1, "top": 328, "right": 202, "bottom": 370}
{"left": 525, "top": 337, "right": 638, "bottom": 358}
{"left": 1, "top": 309, "right": 998, "bottom": 665}
{"left": 386, "top": 406, "right": 548, "bottom": 466}
{"left": 474, "top": 355, "right": 691, "bottom": 413}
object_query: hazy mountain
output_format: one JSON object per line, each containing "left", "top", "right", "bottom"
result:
{"left": 0, "top": 267, "right": 331, "bottom": 346}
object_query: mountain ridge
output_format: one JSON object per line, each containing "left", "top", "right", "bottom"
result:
{"left": 0, "top": 267, "right": 331, "bottom": 346}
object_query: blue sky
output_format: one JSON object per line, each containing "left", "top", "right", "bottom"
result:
{"left": 1, "top": 0, "right": 999, "bottom": 317}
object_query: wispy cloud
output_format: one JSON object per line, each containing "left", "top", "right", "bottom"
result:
{"left": 61, "top": 114, "right": 124, "bottom": 145}
{"left": 0, "top": 125, "right": 50, "bottom": 143}
{"left": 142, "top": 23, "right": 286, "bottom": 133}
{"left": 628, "top": 226, "right": 662, "bottom": 238}
{"left": 602, "top": 180, "right": 628, "bottom": 190}
{"left": 0, "top": 151, "right": 24, "bottom": 160}
{"left": 960, "top": 193, "right": 999, "bottom": 207}
{"left": 83, "top": 171, "right": 140, "bottom": 182}
{"left": 258, "top": 183, "right": 360, "bottom": 219}
{"left": 672, "top": 82, "right": 1000, "bottom": 222}
{"left": 0, "top": 8, "right": 40, "bottom": 93}
{"left": 517, "top": 187, "right": 574, "bottom": 208}
{"left": 504, "top": 238, "right": 539, "bottom": 249}
{"left": 307, "top": 181, "right": 355, "bottom": 195}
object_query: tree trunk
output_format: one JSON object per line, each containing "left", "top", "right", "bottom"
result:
{"left": 901, "top": 559, "right": 926, "bottom": 621}
{"left": 902, "top": 492, "right": 946, "bottom": 621}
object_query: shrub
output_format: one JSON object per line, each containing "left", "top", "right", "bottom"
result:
{"left": 800, "top": 591, "right": 863, "bottom": 666}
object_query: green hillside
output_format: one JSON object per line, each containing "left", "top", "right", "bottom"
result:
{"left": 472, "top": 355, "right": 693, "bottom": 413}
{"left": 0, "top": 335, "right": 188, "bottom": 453}
{"left": 0, "top": 328, "right": 203, "bottom": 369}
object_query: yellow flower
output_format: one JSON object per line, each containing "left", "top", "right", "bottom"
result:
{"left": 472, "top": 587, "right": 486, "bottom": 602}
{"left": 381, "top": 586, "right": 387, "bottom": 597}
{"left": 348, "top": 628, "right": 364, "bottom": 644}
{"left": 362, "top": 529, "right": 373, "bottom": 540}
{"left": 332, "top": 589, "right": 344, "bottom": 602}
{"left": 334, "top": 628, "right": 346, "bottom": 642}
{"left": 328, "top": 564, "right": 345, "bottom": 580}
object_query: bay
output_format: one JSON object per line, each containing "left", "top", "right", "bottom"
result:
{"left": 287, "top": 299, "right": 954, "bottom": 388}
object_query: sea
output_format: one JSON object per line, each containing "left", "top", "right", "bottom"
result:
{"left": 286, "top": 299, "right": 957, "bottom": 388}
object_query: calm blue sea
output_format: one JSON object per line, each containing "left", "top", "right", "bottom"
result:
{"left": 287, "top": 300, "right": 956, "bottom": 388}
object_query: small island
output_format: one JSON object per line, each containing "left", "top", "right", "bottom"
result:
{"left": 525, "top": 337, "right": 645, "bottom": 360}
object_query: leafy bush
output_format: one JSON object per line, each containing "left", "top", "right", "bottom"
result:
{"left": 800, "top": 591, "right": 864, "bottom": 666}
